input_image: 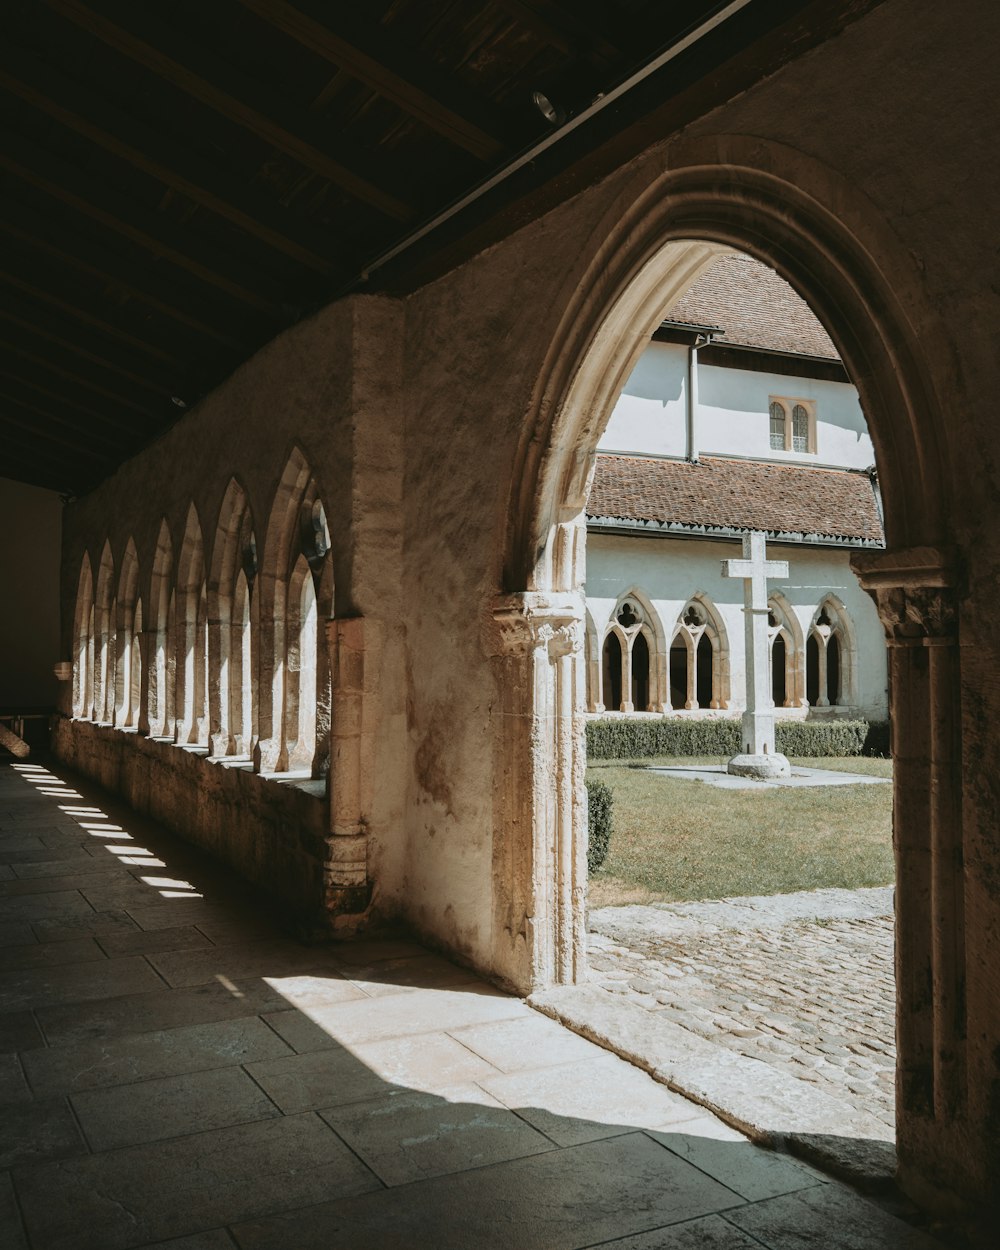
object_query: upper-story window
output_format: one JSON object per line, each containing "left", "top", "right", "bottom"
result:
{"left": 769, "top": 397, "right": 816, "bottom": 454}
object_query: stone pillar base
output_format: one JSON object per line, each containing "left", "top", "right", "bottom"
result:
{"left": 727, "top": 752, "right": 791, "bottom": 779}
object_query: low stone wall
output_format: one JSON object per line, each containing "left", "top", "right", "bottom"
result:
{"left": 51, "top": 718, "right": 327, "bottom": 929}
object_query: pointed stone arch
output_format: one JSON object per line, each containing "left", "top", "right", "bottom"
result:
{"left": 767, "top": 591, "right": 805, "bottom": 710}
{"left": 808, "top": 594, "right": 857, "bottom": 709}
{"left": 256, "top": 447, "right": 332, "bottom": 776}
{"left": 175, "top": 504, "right": 208, "bottom": 746}
{"left": 93, "top": 541, "right": 116, "bottom": 724}
{"left": 599, "top": 588, "right": 668, "bottom": 713}
{"left": 145, "top": 520, "right": 174, "bottom": 738}
{"left": 670, "top": 593, "right": 729, "bottom": 711}
{"left": 114, "top": 538, "right": 141, "bottom": 728}
{"left": 72, "top": 553, "right": 94, "bottom": 719}
{"left": 208, "top": 478, "right": 258, "bottom": 757}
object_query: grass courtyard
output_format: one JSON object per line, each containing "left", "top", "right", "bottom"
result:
{"left": 586, "top": 755, "right": 894, "bottom": 908}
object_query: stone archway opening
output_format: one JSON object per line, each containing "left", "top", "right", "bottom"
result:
{"left": 496, "top": 155, "right": 965, "bottom": 1207}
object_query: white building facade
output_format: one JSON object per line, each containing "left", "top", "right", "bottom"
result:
{"left": 584, "top": 255, "right": 888, "bottom": 723}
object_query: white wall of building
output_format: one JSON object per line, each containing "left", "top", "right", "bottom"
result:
{"left": 585, "top": 531, "right": 888, "bottom": 720}
{"left": 599, "top": 340, "right": 875, "bottom": 469}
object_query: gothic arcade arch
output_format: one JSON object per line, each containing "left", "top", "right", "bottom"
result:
{"left": 93, "top": 541, "right": 115, "bottom": 725}
{"left": 492, "top": 143, "right": 954, "bottom": 1016}
{"left": 114, "top": 538, "right": 141, "bottom": 728}
{"left": 807, "top": 594, "right": 857, "bottom": 709}
{"left": 72, "top": 553, "right": 94, "bottom": 720}
{"left": 175, "top": 504, "right": 208, "bottom": 746}
{"left": 145, "top": 520, "right": 174, "bottom": 738}
{"left": 208, "top": 478, "right": 258, "bottom": 758}
{"left": 767, "top": 592, "right": 805, "bottom": 710}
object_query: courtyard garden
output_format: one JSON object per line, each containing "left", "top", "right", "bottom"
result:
{"left": 585, "top": 753, "right": 893, "bottom": 907}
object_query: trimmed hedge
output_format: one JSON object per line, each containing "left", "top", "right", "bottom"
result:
{"left": 585, "top": 779, "right": 613, "bottom": 873}
{"left": 585, "top": 717, "right": 890, "bottom": 760}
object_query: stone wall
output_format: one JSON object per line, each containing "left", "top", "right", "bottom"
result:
{"left": 51, "top": 719, "right": 327, "bottom": 926}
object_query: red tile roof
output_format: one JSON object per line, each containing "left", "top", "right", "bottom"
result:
{"left": 668, "top": 254, "right": 840, "bottom": 360}
{"left": 587, "top": 454, "right": 884, "bottom": 544}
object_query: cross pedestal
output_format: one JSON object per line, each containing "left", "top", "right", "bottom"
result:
{"left": 722, "top": 531, "right": 791, "bottom": 779}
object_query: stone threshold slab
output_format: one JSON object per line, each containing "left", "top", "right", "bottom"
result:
{"left": 529, "top": 983, "right": 896, "bottom": 1194}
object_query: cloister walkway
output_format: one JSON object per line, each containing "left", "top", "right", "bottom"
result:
{"left": 0, "top": 756, "right": 938, "bottom": 1249}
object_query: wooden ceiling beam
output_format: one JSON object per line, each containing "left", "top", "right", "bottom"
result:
{"left": 0, "top": 367, "right": 144, "bottom": 437}
{"left": 238, "top": 0, "right": 510, "bottom": 161}
{"left": 0, "top": 267, "right": 181, "bottom": 368}
{"left": 0, "top": 410, "right": 110, "bottom": 461}
{"left": 0, "top": 138, "right": 280, "bottom": 315}
{"left": 2, "top": 392, "right": 122, "bottom": 452}
{"left": 0, "top": 339, "right": 158, "bottom": 422}
{"left": 0, "top": 217, "right": 251, "bottom": 354}
{"left": 0, "top": 305, "right": 173, "bottom": 396}
{"left": 45, "top": 0, "right": 414, "bottom": 221}
{"left": 0, "top": 53, "right": 342, "bottom": 277}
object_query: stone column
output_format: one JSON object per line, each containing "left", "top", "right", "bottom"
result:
{"left": 323, "top": 616, "right": 376, "bottom": 930}
{"left": 851, "top": 546, "right": 965, "bottom": 1200}
{"left": 488, "top": 592, "right": 587, "bottom": 994}
{"left": 622, "top": 636, "right": 634, "bottom": 713}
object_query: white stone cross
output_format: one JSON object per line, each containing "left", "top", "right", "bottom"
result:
{"left": 722, "top": 530, "right": 790, "bottom": 774}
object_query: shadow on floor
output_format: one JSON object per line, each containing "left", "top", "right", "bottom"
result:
{"left": 0, "top": 756, "right": 947, "bottom": 1250}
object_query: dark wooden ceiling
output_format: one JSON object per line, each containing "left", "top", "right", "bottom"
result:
{"left": 0, "top": 1, "right": 881, "bottom": 497}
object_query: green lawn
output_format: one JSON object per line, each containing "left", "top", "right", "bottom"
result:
{"left": 586, "top": 755, "right": 894, "bottom": 907}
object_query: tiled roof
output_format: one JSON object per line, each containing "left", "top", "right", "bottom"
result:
{"left": 667, "top": 254, "right": 840, "bottom": 360}
{"left": 587, "top": 454, "right": 884, "bottom": 544}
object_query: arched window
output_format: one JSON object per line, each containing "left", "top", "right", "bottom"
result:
{"left": 130, "top": 600, "right": 143, "bottom": 727}
{"left": 766, "top": 596, "right": 804, "bottom": 709}
{"left": 601, "top": 631, "right": 623, "bottom": 711}
{"left": 256, "top": 449, "right": 333, "bottom": 776}
{"left": 284, "top": 556, "right": 318, "bottom": 770}
{"left": 772, "top": 630, "right": 787, "bottom": 706}
{"left": 93, "top": 542, "right": 116, "bottom": 724}
{"left": 631, "top": 631, "right": 650, "bottom": 710}
{"left": 208, "top": 480, "right": 258, "bottom": 758}
{"left": 769, "top": 401, "right": 786, "bottom": 451}
{"left": 807, "top": 598, "right": 855, "bottom": 708}
{"left": 146, "top": 520, "right": 174, "bottom": 739}
{"left": 175, "top": 505, "right": 208, "bottom": 746}
{"left": 670, "top": 598, "right": 728, "bottom": 711}
{"left": 72, "top": 554, "right": 94, "bottom": 719}
{"left": 792, "top": 403, "right": 810, "bottom": 452}
{"left": 115, "top": 539, "right": 140, "bottom": 728}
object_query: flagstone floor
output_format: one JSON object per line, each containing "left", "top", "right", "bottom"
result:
{"left": 0, "top": 756, "right": 939, "bottom": 1250}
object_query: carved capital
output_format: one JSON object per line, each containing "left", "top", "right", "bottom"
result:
{"left": 488, "top": 592, "right": 585, "bottom": 659}
{"left": 851, "top": 545, "right": 960, "bottom": 645}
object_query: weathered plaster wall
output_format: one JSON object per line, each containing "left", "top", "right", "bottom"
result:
{"left": 0, "top": 477, "right": 61, "bottom": 709}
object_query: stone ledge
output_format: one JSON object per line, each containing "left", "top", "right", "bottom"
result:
{"left": 529, "top": 983, "right": 895, "bottom": 1192}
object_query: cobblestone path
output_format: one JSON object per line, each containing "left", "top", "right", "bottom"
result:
{"left": 588, "top": 887, "right": 896, "bottom": 1131}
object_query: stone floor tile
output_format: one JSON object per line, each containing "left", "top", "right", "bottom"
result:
{"left": 36, "top": 979, "right": 291, "bottom": 1047}
{"left": 0, "top": 1098, "right": 86, "bottom": 1169}
{"left": 0, "top": 922, "right": 35, "bottom": 947}
{"left": 318, "top": 1083, "right": 555, "bottom": 1186}
{"left": 0, "top": 1170, "right": 29, "bottom": 1250}
{"left": 478, "top": 1054, "right": 699, "bottom": 1147}
{"left": 342, "top": 953, "right": 480, "bottom": 996}
{"left": 245, "top": 1044, "right": 386, "bottom": 1112}
{"left": 0, "top": 890, "right": 96, "bottom": 923}
{"left": 231, "top": 1130, "right": 741, "bottom": 1250}
{"left": 0, "top": 1010, "right": 45, "bottom": 1053}
{"left": 350, "top": 1029, "right": 503, "bottom": 1093}
{"left": 15, "top": 1112, "right": 381, "bottom": 1250}
{"left": 1, "top": 871, "right": 125, "bottom": 898}
{"left": 126, "top": 900, "right": 277, "bottom": 939}
{"left": 449, "top": 1013, "right": 611, "bottom": 1073}
{"left": 265, "top": 983, "right": 531, "bottom": 1051}
{"left": 129, "top": 1234, "right": 236, "bottom": 1250}
{"left": 12, "top": 855, "right": 123, "bottom": 879}
{"left": 325, "top": 937, "right": 431, "bottom": 965}
{"left": 723, "top": 1183, "right": 943, "bottom": 1248}
{"left": 23, "top": 1015, "right": 292, "bottom": 1096}
{"left": 71, "top": 1064, "right": 280, "bottom": 1151}
{"left": 96, "top": 926, "right": 214, "bottom": 958}
{"left": 256, "top": 1008, "right": 342, "bottom": 1054}
{"left": 147, "top": 939, "right": 347, "bottom": 989}
{"left": 31, "top": 912, "right": 142, "bottom": 943}
{"left": 582, "top": 1212, "right": 766, "bottom": 1249}
{"left": 647, "top": 1126, "right": 824, "bottom": 1202}
{"left": 0, "top": 937, "right": 106, "bottom": 972}
{"left": 0, "top": 1051, "right": 31, "bottom": 1103}
{"left": 0, "top": 953, "right": 165, "bottom": 1012}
